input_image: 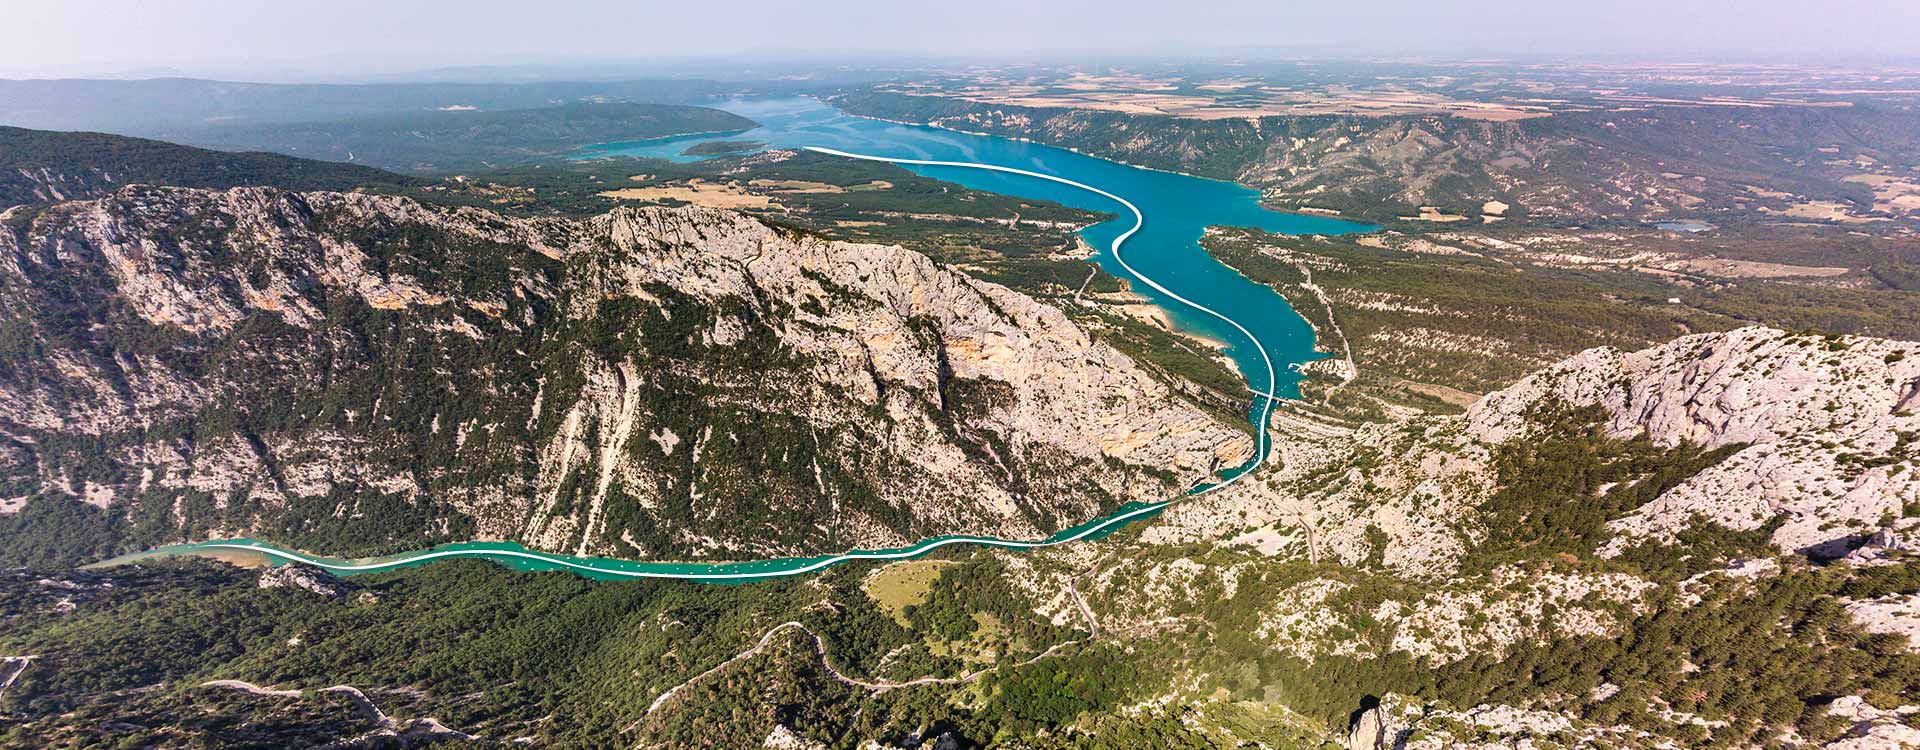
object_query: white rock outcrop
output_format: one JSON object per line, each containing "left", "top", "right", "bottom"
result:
{"left": 1348, "top": 693, "right": 1679, "bottom": 750}
{"left": 1469, "top": 328, "right": 1919, "bottom": 556}
{"left": 1153, "top": 327, "right": 1919, "bottom": 574}
{"left": 257, "top": 565, "right": 353, "bottom": 598}
{"left": 1823, "top": 695, "right": 1920, "bottom": 750}
{"left": 1846, "top": 593, "right": 1920, "bottom": 653}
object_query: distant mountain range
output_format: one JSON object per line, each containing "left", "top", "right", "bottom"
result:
{"left": 0, "top": 77, "right": 740, "bottom": 133}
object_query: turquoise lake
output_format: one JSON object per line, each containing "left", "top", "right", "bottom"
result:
{"left": 131, "top": 97, "right": 1370, "bottom": 581}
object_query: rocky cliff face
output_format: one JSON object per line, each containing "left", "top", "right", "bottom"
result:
{"left": 0, "top": 186, "right": 1249, "bottom": 563}
{"left": 1149, "top": 326, "right": 1919, "bottom": 575}
{"left": 1471, "top": 327, "right": 1920, "bottom": 557}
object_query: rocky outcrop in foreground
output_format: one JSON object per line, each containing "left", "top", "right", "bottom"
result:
{"left": 0, "top": 187, "right": 1249, "bottom": 563}
{"left": 1151, "top": 326, "right": 1920, "bottom": 575}
{"left": 1344, "top": 692, "right": 1920, "bottom": 750}
{"left": 1473, "top": 327, "right": 1920, "bottom": 557}
{"left": 1345, "top": 693, "right": 1774, "bottom": 750}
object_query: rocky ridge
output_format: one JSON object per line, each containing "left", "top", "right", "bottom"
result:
{"left": 1149, "top": 326, "right": 1920, "bottom": 576}
{"left": 0, "top": 186, "right": 1250, "bottom": 563}
{"left": 1473, "top": 327, "right": 1920, "bottom": 557}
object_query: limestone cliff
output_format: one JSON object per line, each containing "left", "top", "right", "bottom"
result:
{"left": 1470, "top": 327, "right": 1920, "bottom": 557}
{"left": 0, "top": 186, "right": 1250, "bottom": 563}
{"left": 1149, "top": 326, "right": 1919, "bottom": 575}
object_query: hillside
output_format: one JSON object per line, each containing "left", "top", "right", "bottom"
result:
{"left": 0, "top": 186, "right": 1248, "bottom": 567}
{"left": 2, "top": 327, "right": 1915, "bottom": 748}
{"left": 0, "top": 126, "right": 416, "bottom": 208}
{"left": 185, "top": 102, "right": 757, "bottom": 172}
{"left": 833, "top": 91, "right": 1920, "bottom": 227}
{"left": 1195, "top": 222, "right": 1920, "bottom": 422}
{"left": 1151, "top": 326, "right": 1920, "bottom": 574}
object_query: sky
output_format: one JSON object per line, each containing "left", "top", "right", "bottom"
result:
{"left": 8, "top": 0, "right": 1919, "bottom": 80}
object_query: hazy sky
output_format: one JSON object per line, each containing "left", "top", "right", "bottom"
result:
{"left": 9, "top": 0, "right": 1919, "bottom": 80}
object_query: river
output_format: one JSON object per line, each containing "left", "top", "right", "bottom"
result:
{"left": 125, "top": 97, "right": 1369, "bottom": 581}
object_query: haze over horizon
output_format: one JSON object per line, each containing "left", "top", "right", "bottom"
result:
{"left": 8, "top": 0, "right": 1920, "bottom": 81}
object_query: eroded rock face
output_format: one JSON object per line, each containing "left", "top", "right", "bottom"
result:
{"left": 1345, "top": 696, "right": 1404, "bottom": 750}
{"left": 1470, "top": 327, "right": 1920, "bottom": 557}
{"left": 0, "top": 186, "right": 1249, "bottom": 562}
{"left": 1150, "top": 327, "right": 1920, "bottom": 575}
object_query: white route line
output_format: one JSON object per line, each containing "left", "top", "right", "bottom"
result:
{"left": 203, "top": 503, "right": 1174, "bottom": 581}
{"left": 195, "top": 147, "right": 1284, "bottom": 582}
{"left": 805, "top": 146, "right": 1279, "bottom": 467}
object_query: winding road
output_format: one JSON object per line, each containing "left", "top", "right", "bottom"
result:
{"left": 188, "top": 147, "right": 1282, "bottom": 582}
